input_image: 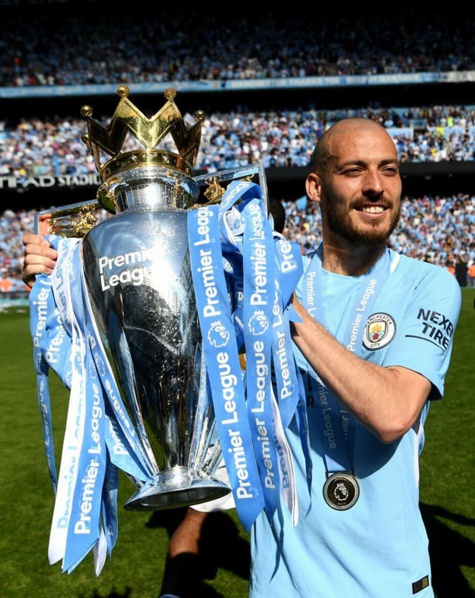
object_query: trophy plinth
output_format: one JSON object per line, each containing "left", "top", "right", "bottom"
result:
{"left": 124, "top": 465, "right": 229, "bottom": 511}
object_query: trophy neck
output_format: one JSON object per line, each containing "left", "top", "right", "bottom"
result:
{"left": 97, "top": 166, "right": 200, "bottom": 213}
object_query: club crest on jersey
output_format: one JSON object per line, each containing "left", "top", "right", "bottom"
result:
{"left": 363, "top": 313, "right": 396, "bottom": 350}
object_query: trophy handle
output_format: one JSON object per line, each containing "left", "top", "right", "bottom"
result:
{"left": 194, "top": 163, "right": 269, "bottom": 215}
{"left": 33, "top": 164, "right": 269, "bottom": 239}
{"left": 34, "top": 199, "right": 103, "bottom": 238}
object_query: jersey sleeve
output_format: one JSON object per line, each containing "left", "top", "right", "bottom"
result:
{"left": 381, "top": 263, "right": 462, "bottom": 399}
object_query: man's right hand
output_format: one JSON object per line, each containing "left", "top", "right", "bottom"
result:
{"left": 22, "top": 233, "right": 58, "bottom": 288}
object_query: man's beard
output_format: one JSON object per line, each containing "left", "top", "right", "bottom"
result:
{"left": 322, "top": 200, "right": 401, "bottom": 245}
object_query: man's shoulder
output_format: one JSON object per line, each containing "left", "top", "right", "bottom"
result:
{"left": 391, "top": 251, "right": 462, "bottom": 311}
{"left": 391, "top": 250, "right": 457, "bottom": 281}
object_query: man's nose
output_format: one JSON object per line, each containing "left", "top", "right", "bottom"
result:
{"left": 362, "top": 170, "right": 384, "bottom": 196}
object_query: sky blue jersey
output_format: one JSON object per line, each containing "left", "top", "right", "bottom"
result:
{"left": 250, "top": 248, "right": 462, "bottom": 598}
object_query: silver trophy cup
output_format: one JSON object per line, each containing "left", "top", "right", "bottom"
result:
{"left": 81, "top": 166, "right": 230, "bottom": 510}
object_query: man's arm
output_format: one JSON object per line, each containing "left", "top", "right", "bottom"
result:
{"left": 290, "top": 293, "right": 432, "bottom": 444}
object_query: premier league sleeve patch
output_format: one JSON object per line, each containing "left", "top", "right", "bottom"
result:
{"left": 363, "top": 313, "right": 397, "bottom": 350}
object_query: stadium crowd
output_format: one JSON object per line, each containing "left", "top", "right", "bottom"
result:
{"left": 1, "top": 9, "right": 474, "bottom": 87}
{"left": 1, "top": 6, "right": 474, "bottom": 295}
{"left": 1, "top": 191, "right": 474, "bottom": 297}
{"left": 1, "top": 103, "right": 475, "bottom": 181}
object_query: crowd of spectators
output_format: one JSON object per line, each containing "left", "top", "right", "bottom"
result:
{"left": 2, "top": 103, "right": 475, "bottom": 181}
{"left": 1, "top": 8, "right": 474, "bottom": 88}
{"left": 1, "top": 5, "right": 474, "bottom": 300}
{"left": 1, "top": 192, "right": 474, "bottom": 300}
{"left": 284, "top": 193, "right": 475, "bottom": 288}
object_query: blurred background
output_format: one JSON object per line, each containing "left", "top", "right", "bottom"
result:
{"left": 1, "top": 2, "right": 474, "bottom": 297}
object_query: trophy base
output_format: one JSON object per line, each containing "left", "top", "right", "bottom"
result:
{"left": 124, "top": 466, "right": 231, "bottom": 511}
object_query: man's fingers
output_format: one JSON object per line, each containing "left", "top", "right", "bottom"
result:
{"left": 24, "top": 243, "right": 58, "bottom": 260}
{"left": 22, "top": 232, "right": 46, "bottom": 247}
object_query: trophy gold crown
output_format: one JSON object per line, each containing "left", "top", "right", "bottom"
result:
{"left": 80, "top": 85, "right": 205, "bottom": 182}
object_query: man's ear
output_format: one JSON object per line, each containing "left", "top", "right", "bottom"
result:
{"left": 305, "top": 172, "right": 322, "bottom": 204}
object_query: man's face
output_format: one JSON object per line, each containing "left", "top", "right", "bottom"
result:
{"left": 318, "top": 127, "right": 402, "bottom": 246}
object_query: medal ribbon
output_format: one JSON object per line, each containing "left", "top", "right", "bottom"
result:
{"left": 303, "top": 246, "right": 392, "bottom": 475}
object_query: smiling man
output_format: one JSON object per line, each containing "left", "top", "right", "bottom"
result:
{"left": 250, "top": 118, "right": 462, "bottom": 597}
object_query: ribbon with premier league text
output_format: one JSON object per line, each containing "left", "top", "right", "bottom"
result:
{"left": 30, "top": 178, "right": 310, "bottom": 572}
{"left": 302, "top": 246, "right": 393, "bottom": 479}
{"left": 188, "top": 203, "right": 265, "bottom": 531}
{"left": 29, "top": 235, "right": 73, "bottom": 495}
{"left": 30, "top": 237, "right": 155, "bottom": 574}
{"left": 188, "top": 181, "right": 309, "bottom": 528}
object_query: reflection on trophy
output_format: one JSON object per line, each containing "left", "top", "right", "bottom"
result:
{"left": 77, "top": 85, "right": 231, "bottom": 510}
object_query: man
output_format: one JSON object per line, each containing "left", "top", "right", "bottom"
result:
{"left": 249, "top": 118, "right": 461, "bottom": 597}
{"left": 22, "top": 119, "right": 461, "bottom": 597}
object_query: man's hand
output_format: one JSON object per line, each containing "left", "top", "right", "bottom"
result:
{"left": 22, "top": 233, "right": 58, "bottom": 288}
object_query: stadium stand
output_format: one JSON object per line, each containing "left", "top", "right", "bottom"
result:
{"left": 1, "top": 5, "right": 475, "bottom": 87}
{"left": 1, "top": 2, "right": 474, "bottom": 295}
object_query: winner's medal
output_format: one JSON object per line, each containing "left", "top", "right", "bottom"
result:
{"left": 323, "top": 472, "right": 359, "bottom": 510}
{"left": 305, "top": 253, "right": 389, "bottom": 515}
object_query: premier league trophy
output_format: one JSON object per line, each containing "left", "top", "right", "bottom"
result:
{"left": 72, "top": 86, "right": 231, "bottom": 510}
{"left": 31, "top": 85, "right": 302, "bottom": 574}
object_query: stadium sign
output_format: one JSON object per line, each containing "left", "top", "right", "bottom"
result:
{"left": 0, "top": 174, "right": 101, "bottom": 190}
{"left": 1, "top": 71, "right": 475, "bottom": 99}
